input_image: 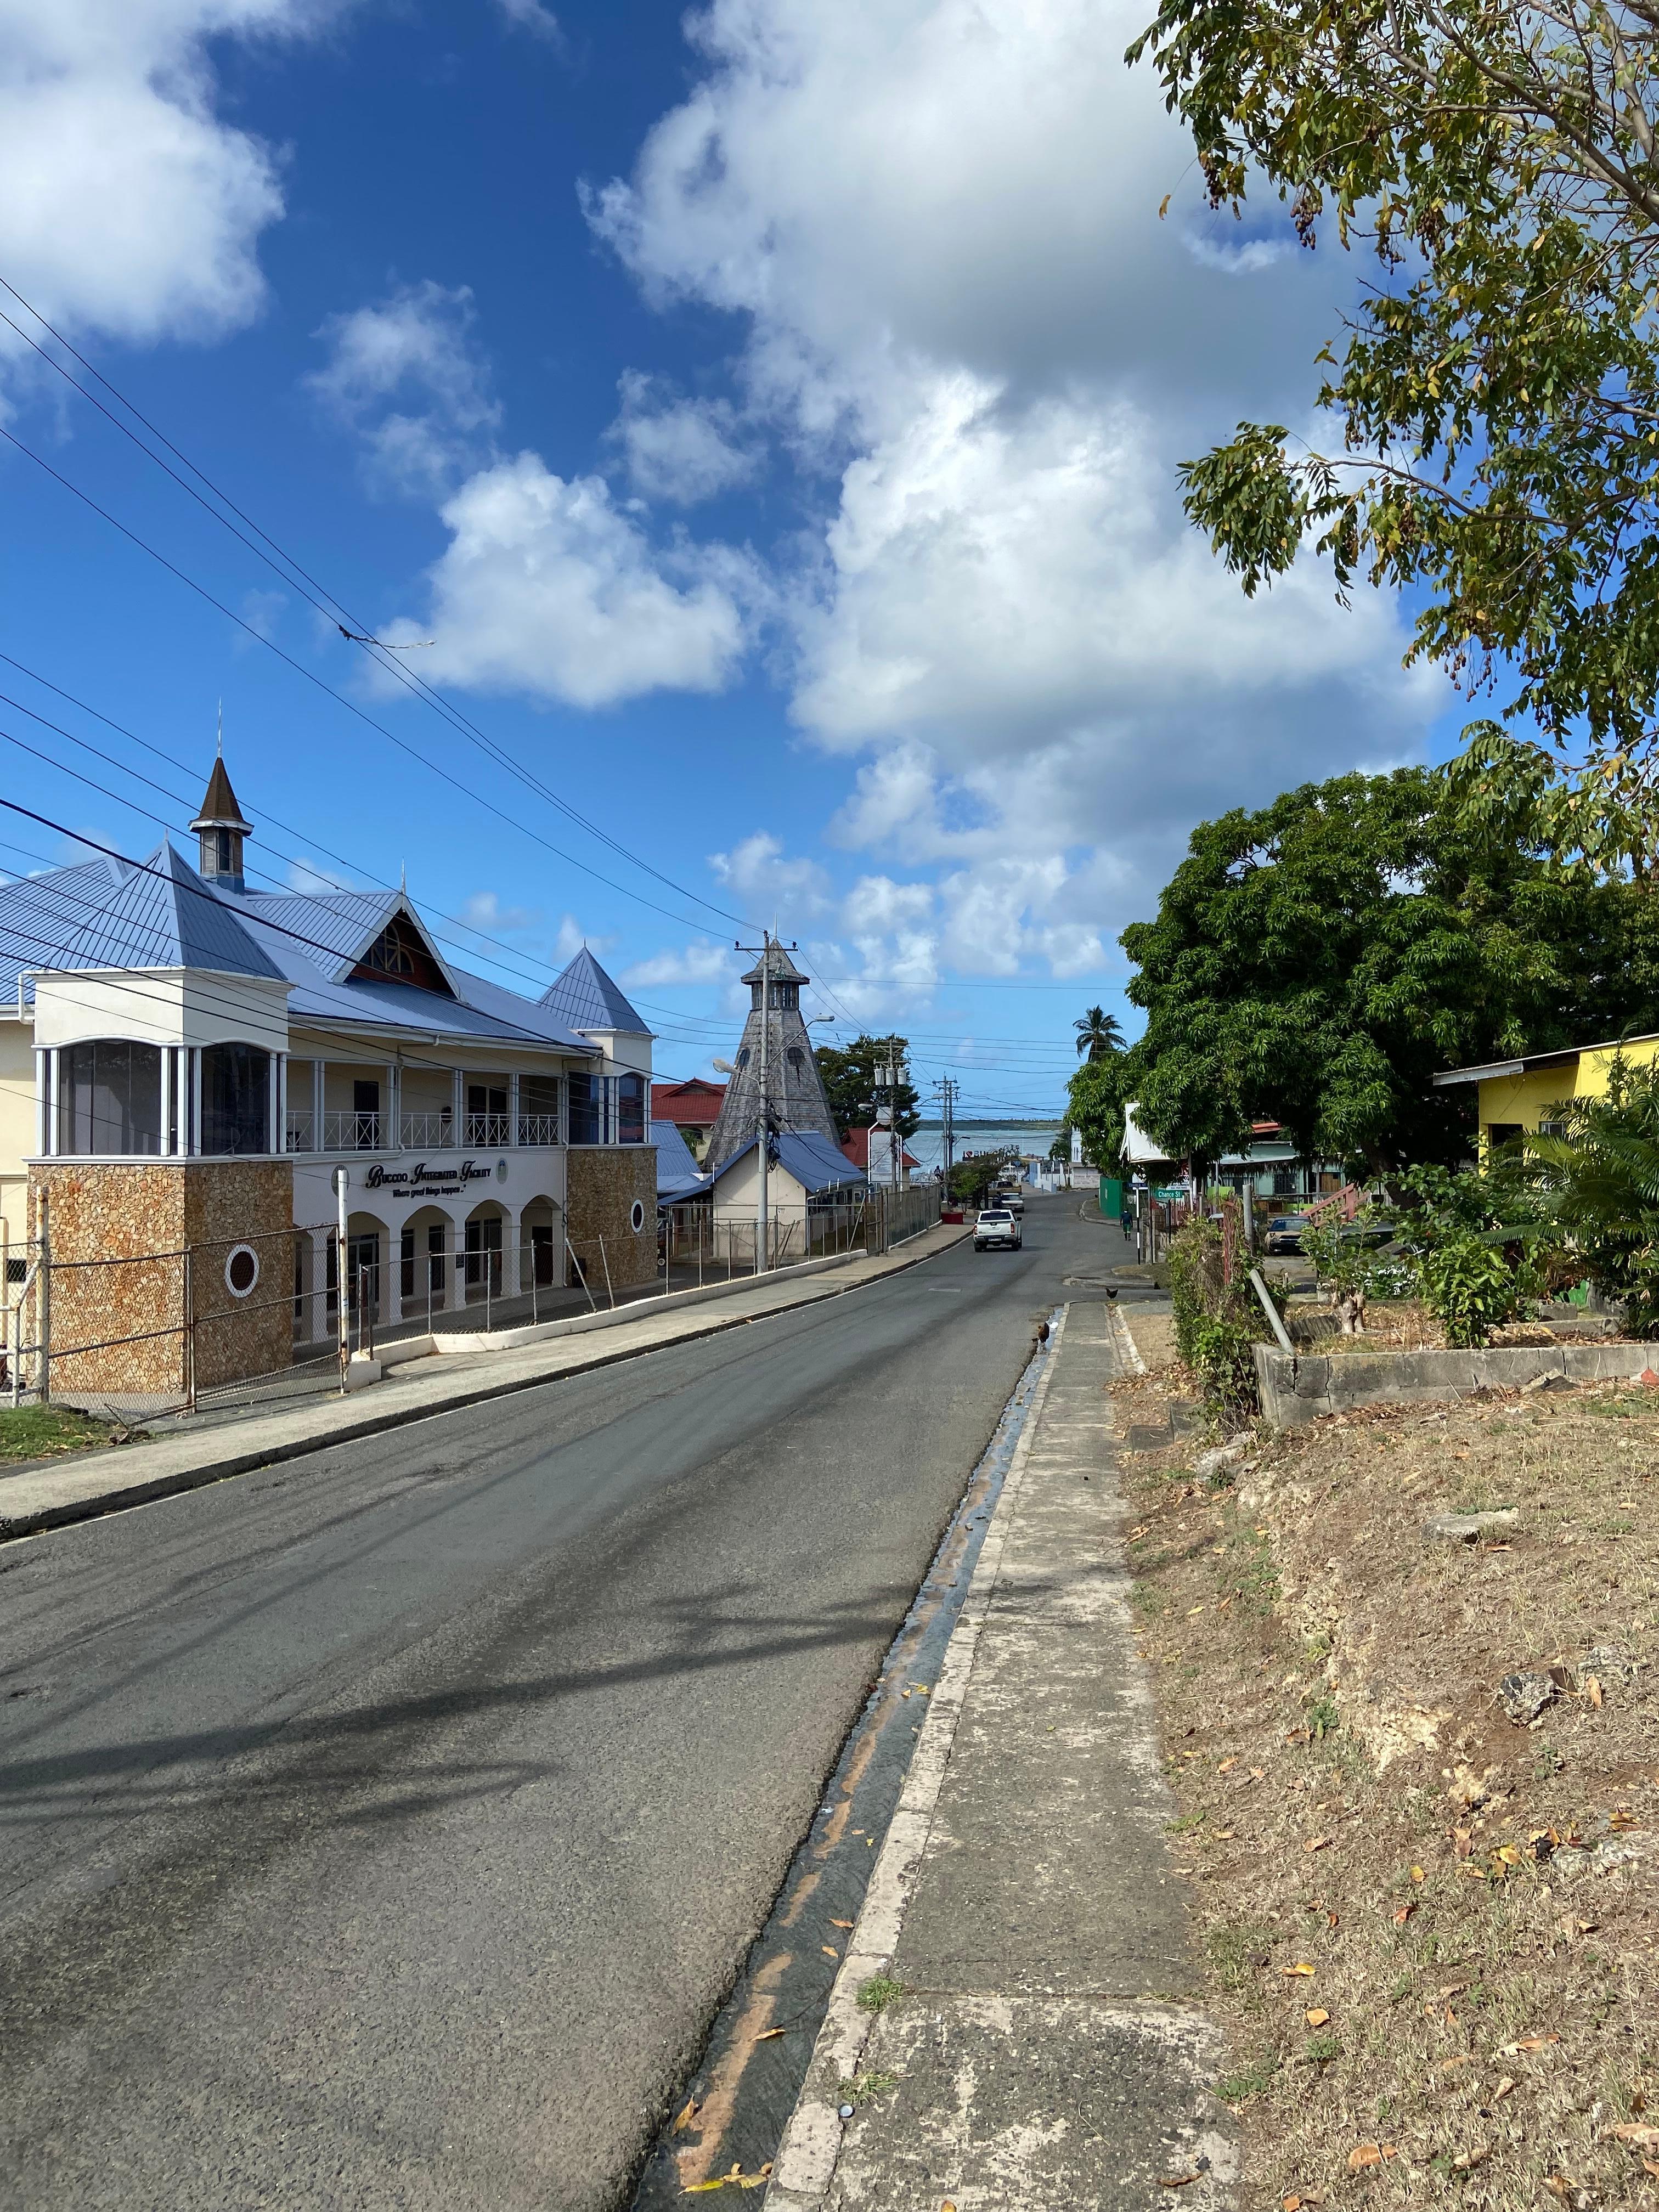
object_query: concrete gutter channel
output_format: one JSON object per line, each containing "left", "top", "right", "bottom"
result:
{"left": 0, "top": 1227, "right": 967, "bottom": 1542}
{"left": 665, "top": 1298, "right": 1236, "bottom": 2212}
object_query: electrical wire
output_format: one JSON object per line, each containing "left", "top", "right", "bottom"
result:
{"left": 0, "top": 420, "right": 757, "bottom": 941}
{"left": 0, "top": 276, "right": 754, "bottom": 933}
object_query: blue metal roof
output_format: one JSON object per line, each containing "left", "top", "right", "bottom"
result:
{"left": 539, "top": 946, "right": 650, "bottom": 1035}
{"left": 0, "top": 842, "right": 282, "bottom": 984}
{"left": 710, "top": 1128, "right": 866, "bottom": 1196}
{"left": 0, "top": 847, "right": 610, "bottom": 1055}
{"left": 652, "top": 1118, "right": 706, "bottom": 1202}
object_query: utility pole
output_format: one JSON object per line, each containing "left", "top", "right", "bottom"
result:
{"left": 933, "top": 1075, "right": 958, "bottom": 1188}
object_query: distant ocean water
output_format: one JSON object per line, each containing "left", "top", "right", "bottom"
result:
{"left": 909, "top": 1121, "right": 1063, "bottom": 1175}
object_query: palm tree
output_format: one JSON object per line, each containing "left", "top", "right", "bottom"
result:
{"left": 1074, "top": 1006, "right": 1124, "bottom": 1062}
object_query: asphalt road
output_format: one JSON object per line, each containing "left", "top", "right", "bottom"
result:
{"left": 0, "top": 1194, "right": 1116, "bottom": 2210}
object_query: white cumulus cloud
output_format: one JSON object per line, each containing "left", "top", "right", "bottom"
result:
{"left": 395, "top": 452, "right": 752, "bottom": 708}
{"left": 0, "top": 1, "right": 339, "bottom": 362}
{"left": 608, "top": 370, "right": 758, "bottom": 505}
{"left": 590, "top": 0, "right": 1446, "bottom": 967}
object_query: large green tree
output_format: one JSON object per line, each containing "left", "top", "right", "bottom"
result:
{"left": 1128, "top": 0, "right": 1659, "bottom": 873}
{"left": 814, "top": 1034, "right": 922, "bottom": 1143}
{"left": 1115, "top": 769, "right": 1659, "bottom": 1173}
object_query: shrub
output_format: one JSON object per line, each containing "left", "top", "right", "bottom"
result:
{"left": 1525, "top": 1055, "right": 1659, "bottom": 1335}
{"left": 1384, "top": 1163, "right": 1556, "bottom": 1348}
{"left": 1168, "top": 1217, "right": 1262, "bottom": 1423}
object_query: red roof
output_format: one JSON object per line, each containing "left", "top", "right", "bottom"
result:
{"left": 840, "top": 1125, "right": 919, "bottom": 1171}
{"left": 652, "top": 1077, "right": 726, "bottom": 1125}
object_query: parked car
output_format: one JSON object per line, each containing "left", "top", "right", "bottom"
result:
{"left": 974, "top": 1207, "right": 1023, "bottom": 1252}
{"left": 1262, "top": 1212, "right": 1310, "bottom": 1255}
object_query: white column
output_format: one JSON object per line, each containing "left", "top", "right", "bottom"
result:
{"left": 385, "top": 1063, "right": 397, "bottom": 1152}
{"left": 190, "top": 1048, "right": 203, "bottom": 1156}
{"left": 452, "top": 1067, "right": 465, "bottom": 1148}
{"left": 160, "top": 1046, "right": 173, "bottom": 1158}
{"left": 501, "top": 1203, "right": 521, "bottom": 1296}
{"left": 508, "top": 1070, "right": 520, "bottom": 1147}
{"left": 35, "top": 1049, "right": 49, "bottom": 1156}
{"left": 270, "top": 1053, "right": 284, "bottom": 1156}
{"left": 307, "top": 1226, "right": 331, "bottom": 1346}
{"left": 382, "top": 1220, "right": 404, "bottom": 1326}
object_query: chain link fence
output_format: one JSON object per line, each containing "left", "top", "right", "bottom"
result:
{"left": 1, "top": 1178, "right": 945, "bottom": 1425}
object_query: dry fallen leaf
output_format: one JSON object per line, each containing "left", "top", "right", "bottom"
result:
{"left": 1502, "top": 2035, "right": 1562, "bottom": 2054}
{"left": 1218, "top": 1757, "right": 1239, "bottom": 1774}
{"left": 1347, "top": 2143, "right": 1398, "bottom": 2170}
{"left": 1283, "top": 1962, "right": 1317, "bottom": 1977}
{"left": 1494, "top": 2077, "right": 1516, "bottom": 2101}
{"left": 752, "top": 2027, "right": 786, "bottom": 2042}
{"left": 830, "top": 1919, "right": 855, "bottom": 1930}
{"left": 1605, "top": 2124, "right": 1659, "bottom": 2149}
{"left": 673, "top": 2099, "right": 702, "bottom": 2132}
{"left": 1160, "top": 2174, "right": 1200, "bottom": 2189}
{"left": 821, "top": 1945, "right": 839, "bottom": 1959}
{"left": 1410, "top": 1865, "right": 1425, "bottom": 1882}
{"left": 1305, "top": 2008, "right": 1330, "bottom": 2028}
{"left": 1305, "top": 1836, "right": 1330, "bottom": 1853}
{"left": 1392, "top": 1904, "right": 1415, "bottom": 1926}
{"left": 1583, "top": 1674, "right": 1604, "bottom": 1709}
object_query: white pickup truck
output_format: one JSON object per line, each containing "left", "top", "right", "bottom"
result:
{"left": 974, "top": 1206, "right": 1023, "bottom": 1252}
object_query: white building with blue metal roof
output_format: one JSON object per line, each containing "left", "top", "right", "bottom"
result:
{"left": 0, "top": 759, "right": 657, "bottom": 1399}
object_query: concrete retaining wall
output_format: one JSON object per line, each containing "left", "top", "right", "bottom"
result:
{"left": 1254, "top": 1337, "right": 1654, "bottom": 1426}
{"left": 433, "top": 1246, "right": 866, "bottom": 1355}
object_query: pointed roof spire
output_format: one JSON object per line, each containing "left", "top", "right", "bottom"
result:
{"left": 191, "top": 754, "right": 252, "bottom": 835}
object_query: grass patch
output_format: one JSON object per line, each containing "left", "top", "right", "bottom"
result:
{"left": 855, "top": 1974, "right": 902, "bottom": 2013}
{"left": 0, "top": 1404, "right": 128, "bottom": 1463}
{"left": 1215, "top": 2051, "right": 1280, "bottom": 2105}
{"left": 836, "top": 2072, "right": 900, "bottom": 2105}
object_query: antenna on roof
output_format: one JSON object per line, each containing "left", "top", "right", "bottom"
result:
{"left": 216, "top": 699, "right": 223, "bottom": 759}
{"left": 400, "top": 860, "right": 407, "bottom": 895}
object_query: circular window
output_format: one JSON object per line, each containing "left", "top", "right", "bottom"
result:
{"left": 630, "top": 1199, "right": 646, "bottom": 1233}
{"left": 224, "top": 1244, "right": 260, "bottom": 1299}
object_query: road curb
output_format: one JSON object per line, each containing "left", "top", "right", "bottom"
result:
{"left": 764, "top": 1301, "right": 1070, "bottom": 2205}
{"left": 0, "top": 1227, "right": 970, "bottom": 1543}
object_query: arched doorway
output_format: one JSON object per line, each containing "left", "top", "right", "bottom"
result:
{"left": 399, "top": 1204, "right": 457, "bottom": 1323}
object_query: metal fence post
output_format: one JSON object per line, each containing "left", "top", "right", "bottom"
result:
{"left": 598, "top": 1236, "right": 615, "bottom": 1310}
{"left": 37, "top": 1190, "right": 50, "bottom": 1406}
{"left": 183, "top": 1247, "right": 196, "bottom": 1414}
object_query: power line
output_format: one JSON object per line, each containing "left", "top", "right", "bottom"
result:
{"left": 0, "top": 419, "right": 754, "bottom": 941}
{"left": 0, "top": 654, "right": 590, "bottom": 1002}
{"left": 0, "top": 275, "right": 753, "bottom": 934}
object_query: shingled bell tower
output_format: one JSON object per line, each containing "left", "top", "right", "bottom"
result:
{"left": 703, "top": 939, "right": 842, "bottom": 1174}
{"left": 191, "top": 757, "right": 253, "bottom": 893}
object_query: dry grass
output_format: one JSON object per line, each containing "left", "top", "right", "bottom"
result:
{"left": 1286, "top": 1299, "right": 1634, "bottom": 1357}
{"left": 1115, "top": 1329, "right": 1659, "bottom": 2212}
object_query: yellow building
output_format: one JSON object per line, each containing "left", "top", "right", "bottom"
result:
{"left": 1434, "top": 1032, "right": 1659, "bottom": 1158}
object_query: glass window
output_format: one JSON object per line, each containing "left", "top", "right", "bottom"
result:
{"left": 58, "top": 1040, "right": 162, "bottom": 1155}
{"left": 567, "top": 1070, "right": 601, "bottom": 1144}
{"left": 201, "top": 1042, "right": 271, "bottom": 1155}
{"left": 618, "top": 1071, "right": 646, "bottom": 1144}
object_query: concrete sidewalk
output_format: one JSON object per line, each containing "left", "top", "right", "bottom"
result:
{"left": 766, "top": 1301, "right": 1234, "bottom": 2211}
{"left": 0, "top": 1224, "right": 967, "bottom": 1542}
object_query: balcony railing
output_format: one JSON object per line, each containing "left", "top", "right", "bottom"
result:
{"left": 323, "top": 1110, "right": 384, "bottom": 1151}
{"left": 283, "top": 1106, "right": 565, "bottom": 1154}
{"left": 398, "top": 1111, "right": 454, "bottom": 1150}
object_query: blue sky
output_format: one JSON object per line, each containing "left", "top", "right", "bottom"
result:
{"left": 0, "top": 0, "right": 1460, "bottom": 1115}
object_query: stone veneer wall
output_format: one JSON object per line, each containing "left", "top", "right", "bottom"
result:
{"left": 28, "top": 1160, "right": 294, "bottom": 1397}
{"left": 564, "top": 1146, "right": 658, "bottom": 1290}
